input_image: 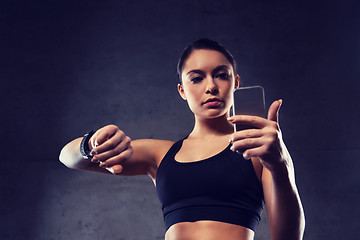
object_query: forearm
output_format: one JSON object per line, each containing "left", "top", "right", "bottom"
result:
{"left": 59, "top": 137, "right": 92, "bottom": 169}
{"left": 268, "top": 162, "right": 305, "bottom": 240}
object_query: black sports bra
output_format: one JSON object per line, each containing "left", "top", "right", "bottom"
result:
{"left": 156, "top": 138, "right": 264, "bottom": 231}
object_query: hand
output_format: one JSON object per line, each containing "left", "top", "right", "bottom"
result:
{"left": 89, "top": 124, "right": 133, "bottom": 174}
{"left": 228, "top": 99, "right": 290, "bottom": 172}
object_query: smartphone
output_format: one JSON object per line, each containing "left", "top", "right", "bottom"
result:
{"left": 232, "top": 86, "right": 266, "bottom": 131}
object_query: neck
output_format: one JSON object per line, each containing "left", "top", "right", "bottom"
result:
{"left": 189, "top": 113, "right": 234, "bottom": 140}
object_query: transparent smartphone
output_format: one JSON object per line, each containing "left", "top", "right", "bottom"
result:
{"left": 232, "top": 86, "right": 266, "bottom": 131}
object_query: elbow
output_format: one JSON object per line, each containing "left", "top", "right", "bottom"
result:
{"left": 295, "top": 195, "right": 306, "bottom": 239}
{"left": 293, "top": 208, "right": 307, "bottom": 240}
{"left": 299, "top": 207, "right": 306, "bottom": 239}
{"left": 270, "top": 203, "right": 306, "bottom": 240}
{"left": 291, "top": 201, "right": 306, "bottom": 239}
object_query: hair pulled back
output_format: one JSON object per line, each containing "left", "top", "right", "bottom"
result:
{"left": 177, "top": 39, "right": 237, "bottom": 84}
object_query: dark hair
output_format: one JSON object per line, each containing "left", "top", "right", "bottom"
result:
{"left": 177, "top": 38, "right": 237, "bottom": 84}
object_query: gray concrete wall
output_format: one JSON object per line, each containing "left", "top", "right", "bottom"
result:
{"left": 1, "top": 0, "right": 359, "bottom": 239}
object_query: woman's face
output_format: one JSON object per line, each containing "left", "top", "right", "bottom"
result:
{"left": 178, "top": 49, "right": 239, "bottom": 120}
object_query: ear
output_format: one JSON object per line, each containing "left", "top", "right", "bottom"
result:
{"left": 234, "top": 75, "right": 240, "bottom": 88}
{"left": 177, "top": 83, "right": 187, "bottom": 100}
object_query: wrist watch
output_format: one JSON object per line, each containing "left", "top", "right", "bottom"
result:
{"left": 80, "top": 130, "right": 94, "bottom": 160}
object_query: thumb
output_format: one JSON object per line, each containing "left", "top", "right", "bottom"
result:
{"left": 267, "top": 99, "right": 283, "bottom": 123}
{"left": 110, "top": 165, "right": 123, "bottom": 175}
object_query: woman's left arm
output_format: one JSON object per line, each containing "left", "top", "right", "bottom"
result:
{"left": 228, "top": 100, "right": 305, "bottom": 240}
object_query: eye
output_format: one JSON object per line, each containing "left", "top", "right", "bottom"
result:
{"left": 216, "top": 72, "right": 230, "bottom": 80}
{"left": 190, "top": 76, "right": 203, "bottom": 83}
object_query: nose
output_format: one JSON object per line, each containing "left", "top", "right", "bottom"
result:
{"left": 205, "top": 77, "right": 219, "bottom": 94}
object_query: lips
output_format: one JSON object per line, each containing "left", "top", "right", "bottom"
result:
{"left": 202, "top": 97, "right": 224, "bottom": 105}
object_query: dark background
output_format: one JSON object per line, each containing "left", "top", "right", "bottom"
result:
{"left": 1, "top": 0, "right": 359, "bottom": 239}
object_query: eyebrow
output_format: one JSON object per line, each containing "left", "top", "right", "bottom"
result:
{"left": 186, "top": 65, "right": 231, "bottom": 76}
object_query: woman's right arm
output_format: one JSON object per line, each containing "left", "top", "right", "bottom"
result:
{"left": 59, "top": 124, "right": 173, "bottom": 178}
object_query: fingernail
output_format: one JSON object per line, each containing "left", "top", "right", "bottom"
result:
{"left": 230, "top": 145, "right": 234, "bottom": 151}
{"left": 229, "top": 138, "right": 233, "bottom": 143}
{"left": 278, "top": 99, "right": 283, "bottom": 106}
{"left": 99, "top": 162, "right": 107, "bottom": 168}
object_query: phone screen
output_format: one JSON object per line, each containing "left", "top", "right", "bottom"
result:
{"left": 232, "top": 86, "right": 266, "bottom": 131}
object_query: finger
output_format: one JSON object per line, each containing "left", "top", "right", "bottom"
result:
{"left": 228, "top": 115, "right": 268, "bottom": 129}
{"left": 95, "top": 126, "right": 118, "bottom": 146}
{"left": 242, "top": 146, "right": 266, "bottom": 160}
{"left": 111, "top": 165, "right": 123, "bottom": 174}
{"left": 267, "top": 99, "right": 282, "bottom": 123}
{"left": 100, "top": 148, "right": 133, "bottom": 168}
{"left": 230, "top": 138, "right": 263, "bottom": 152}
{"left": 230, "top": 129, "right": 263, "bottom": 143}
{"left": 94, "top": 133, "right": 127, "bottom": 155}
{"left": 103, "top": 164, "right": 123, "bottom": 175}
{"left": 93, "top": 137, "right": 131, "bottom": 162}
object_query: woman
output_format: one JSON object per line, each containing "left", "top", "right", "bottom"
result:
{"left": 60, "top": 39, "right": 305, "bottom": 240}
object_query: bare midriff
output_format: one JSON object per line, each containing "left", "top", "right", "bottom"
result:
{"left": 165, "top": 220, "right": 255, "bottom": 240}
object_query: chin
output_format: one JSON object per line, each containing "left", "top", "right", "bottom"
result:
{"left": 203, "top": 110, "right": 229, "bottom": 119}
{"left": 192, "top": 105, "right": 231, "bottom": 120}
